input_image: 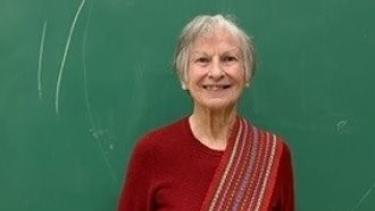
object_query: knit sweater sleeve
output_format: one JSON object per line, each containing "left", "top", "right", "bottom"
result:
{"left": 118, "top": 135, "right": 156, "bottom": 211}
{"left": 280, "top": 142, "right": 295, "bottom": 211}
{"left": 271, "top": 141, "right": 296, "bottom": 211}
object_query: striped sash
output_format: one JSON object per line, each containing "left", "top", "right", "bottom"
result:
{"left": 200, "top": 118, "right": 283, "bottom": 211}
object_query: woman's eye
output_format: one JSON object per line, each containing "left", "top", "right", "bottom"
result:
{"left": 196, "top": 57, "right": 209, "bottom": 63}
{"left": 223, "top": 56, "right": 237, "bottom": 63}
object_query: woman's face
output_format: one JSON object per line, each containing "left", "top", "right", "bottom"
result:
{"left": 185, "top": 28, "right": 247, "bottom": 111}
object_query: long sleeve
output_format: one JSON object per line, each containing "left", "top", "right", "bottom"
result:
{"left": 280, "top": 144, "right": 295, "bottom": 211}
{"left": 118, "top": 136, "right": 155, "bottom": 211}
{"left": 272, "top": 142, "right": 295, "bottom": 211}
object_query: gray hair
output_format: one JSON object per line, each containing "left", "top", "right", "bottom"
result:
{"left": 173, "top": 14, "right": 256, "bottom": 84}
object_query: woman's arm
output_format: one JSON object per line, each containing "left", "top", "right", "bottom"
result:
{"left": 271, "top": 141, "right": 296, "bottom": 211}
{"left": 280, "top": 143, "right": 295, "bottom": 211}
{"left": 118, "top": 136, "right": 155, "bottom": 211}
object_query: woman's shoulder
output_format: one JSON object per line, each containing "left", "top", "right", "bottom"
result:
{"left": 250, "top": 123, "right": 292, "bottom": 156}
{"left": 133, "top": 116, "right": 189, "bottom": 154}
{"left": 251, "top": 125, "right": 294, "bottom": 175}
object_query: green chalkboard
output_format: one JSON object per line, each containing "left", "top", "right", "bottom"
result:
{"left": 1, "top": 0, "right": 375, "bottom": 210}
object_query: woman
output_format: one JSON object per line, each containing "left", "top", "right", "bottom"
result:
{"left": 118, "top": 14, "right": 295, "bottom": 211}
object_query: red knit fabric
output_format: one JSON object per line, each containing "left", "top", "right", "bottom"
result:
{"left": 118, "top": 117, "right": 295, "bottom": 211}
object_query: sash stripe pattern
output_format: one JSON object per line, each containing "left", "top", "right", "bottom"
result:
{"left": 207, "top": 118, "right": 245, "bottom": 210}
{"left": 201, "top": 118, "right": 283, "bottom": 211}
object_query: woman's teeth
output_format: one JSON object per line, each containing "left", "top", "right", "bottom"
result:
{"left": 202, "top": 85, "right": 231, "bottom": 91}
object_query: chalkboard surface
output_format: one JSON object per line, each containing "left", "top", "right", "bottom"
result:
{"left": 1, "top": 0, "right": 374, "bottom": 210}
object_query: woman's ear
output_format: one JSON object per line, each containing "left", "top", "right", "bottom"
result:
{"left": 181, "top": 81, "right": 187, "bottom": 90}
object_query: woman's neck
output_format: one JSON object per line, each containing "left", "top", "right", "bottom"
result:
{"left": 189, "top": 104, "right": 237, "bottom": 151}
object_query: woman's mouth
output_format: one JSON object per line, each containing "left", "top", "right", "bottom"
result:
{"left": 202, "top": 84, "right": 232, "bottom": 91}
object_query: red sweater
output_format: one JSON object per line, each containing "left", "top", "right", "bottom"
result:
{"left": 118, "top": 117, "right": 295, "bottom": 211}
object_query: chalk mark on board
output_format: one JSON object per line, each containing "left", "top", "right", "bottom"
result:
{"left": 88, "top": 125, "right": 119, "bottom": 185}
{"left": 55, "top": 0, "right": 86, "bottom": 114}
{"left": 81, "top": 2, "right": 119, "bottom": 185}
{"left": 336, "top": 120, "right": 348, "bottom": 134}
{"left": 97, "top": 131, "right": 119, "bottom": 184}
{"left": 349, "top": 180, "right": 375, "bottom": 211}
{"left": 82, "top": 1, "right": 95, "bottom": 133}
{"left": 37, "top": 20, "right": 48, "bottom": 99}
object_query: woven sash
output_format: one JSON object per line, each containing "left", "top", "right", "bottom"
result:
{"left": 200, "top": 118, "right": 283, "bottom": 211}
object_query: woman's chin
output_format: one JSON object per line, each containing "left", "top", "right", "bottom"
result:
{"left": 197, "top": 99, "right": 236, "bottom": 112}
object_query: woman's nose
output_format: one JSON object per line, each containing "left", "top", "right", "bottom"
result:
{"left": 208, "top": 59, "right": 224, "bottom": 80}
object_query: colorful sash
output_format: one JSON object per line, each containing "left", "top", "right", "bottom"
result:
{"left": 200, "top": 118, "right": 284, "bottom": 211}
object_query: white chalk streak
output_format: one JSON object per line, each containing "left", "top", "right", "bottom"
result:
{"left": 81, "top": 3, "right": 119, "bottom": 184}
{"left": 37, "top": 21, "right": 47, "bottom": 99}
{"left": 349, "top": 180, "right": 375, "bottom": 211}
{"left": 55, "top": 0, "right": 86, "bottom": 114}
{"left": 82, "top": 2, "right": 95, "bottom": 132}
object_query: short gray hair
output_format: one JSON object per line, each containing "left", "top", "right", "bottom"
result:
{"left": 173, "top": 14, "right": 256, "bottom": 83}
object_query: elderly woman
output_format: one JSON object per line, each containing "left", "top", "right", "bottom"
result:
{"left": 118, "top": 14, "right": 295, "bottom": 211}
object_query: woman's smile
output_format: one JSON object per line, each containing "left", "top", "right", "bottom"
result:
{"left": 202, "top": 84, "right": 232, "bottom": 91}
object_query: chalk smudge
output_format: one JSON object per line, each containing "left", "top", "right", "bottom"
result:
{"left": 336, "top": 120, "right": 348, "bottom": 134}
